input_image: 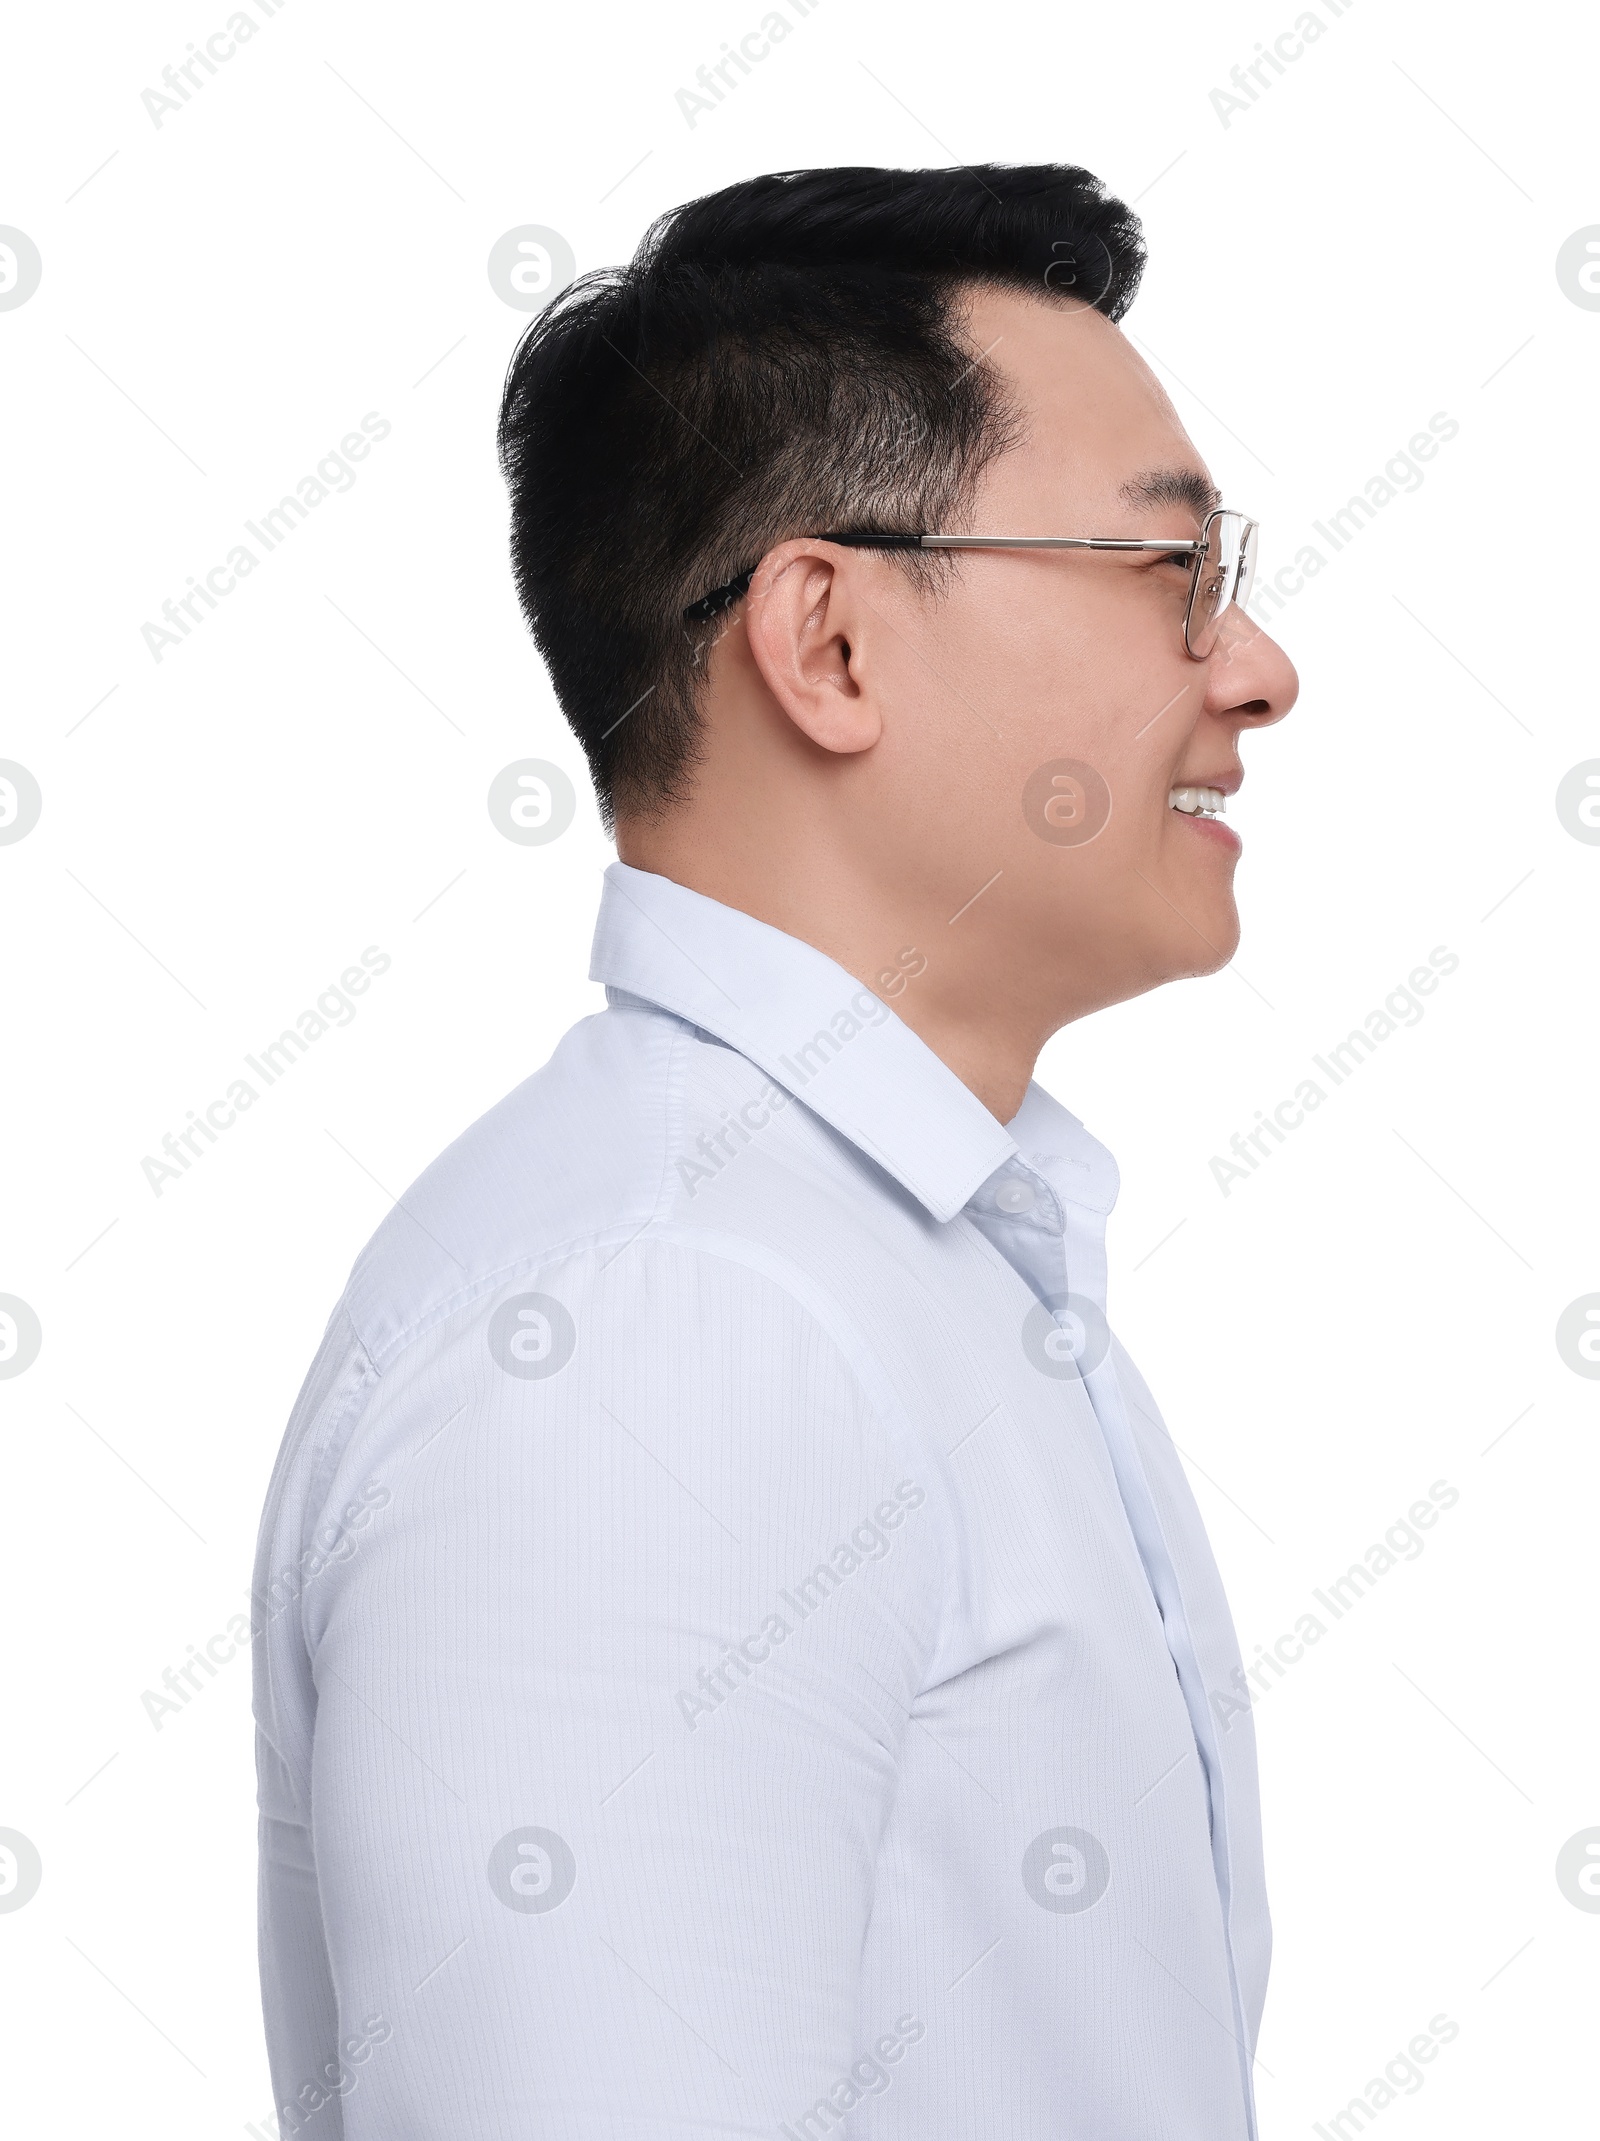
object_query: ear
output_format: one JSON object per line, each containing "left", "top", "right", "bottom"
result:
{"left": 742, "top": 541, "right": 882, "bottom": 756}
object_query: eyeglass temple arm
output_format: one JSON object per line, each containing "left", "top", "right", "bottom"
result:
{"left": 682, "top": 530, "right": 1206, "bottom": 622}
{"left": 919, "top": 535, "right": 1199, "bottom": 553}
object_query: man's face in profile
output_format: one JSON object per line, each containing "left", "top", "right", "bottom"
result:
{"left": 847, "top": 285, "right": 1299, "bottom": 1022}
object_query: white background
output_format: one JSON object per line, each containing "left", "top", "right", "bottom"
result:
{"left": 2, "top": 0, "right": 1596, "bottom": 2132}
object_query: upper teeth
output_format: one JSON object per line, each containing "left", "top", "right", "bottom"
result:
{"left": 1169, "top": 786, "right": 1226, "bottom": 817}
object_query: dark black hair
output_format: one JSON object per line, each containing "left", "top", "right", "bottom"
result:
{"left": 496, "top": 164, "right": 1146, "bottom": 821}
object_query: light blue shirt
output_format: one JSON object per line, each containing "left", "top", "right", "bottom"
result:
{"left": 254, "top": 861, "right": 1269, "bottom": 2141}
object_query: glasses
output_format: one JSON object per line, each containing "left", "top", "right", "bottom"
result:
{"left": 683, "top": 507, "right": 1259, "bottom": 660}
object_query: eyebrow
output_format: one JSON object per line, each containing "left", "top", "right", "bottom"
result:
{"left": 1119, "top": 468, "right": 1222, "bottom": 520}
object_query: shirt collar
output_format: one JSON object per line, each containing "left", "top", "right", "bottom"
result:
{"left": 1006, "top": 1081, "right": 1120, "bottom": 1217}
{"left": 589, "top": 862, "right": 1018, "bottom": 1222}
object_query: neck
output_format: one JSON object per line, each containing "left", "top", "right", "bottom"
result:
{"left": 615, "top": 827, "right": 1047, "bottom": 1126}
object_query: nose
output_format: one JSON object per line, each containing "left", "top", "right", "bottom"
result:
{"left": 1203, "top": 604, "right": 1298, "bottom": 728}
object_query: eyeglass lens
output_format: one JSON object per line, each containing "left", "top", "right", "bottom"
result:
{"left": 1185, "top": 511, "right": 1258, "bottom": 657}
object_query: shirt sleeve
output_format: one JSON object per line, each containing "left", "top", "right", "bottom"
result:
{"left": 253, "top": 1237, "right": 947, "bottom": 2140}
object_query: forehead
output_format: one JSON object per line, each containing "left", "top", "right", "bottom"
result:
{"left": 957, "top": 284, "right": 1210, "bottom": 517}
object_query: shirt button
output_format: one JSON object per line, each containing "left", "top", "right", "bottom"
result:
{"left": 994, "top": 1178, "right": 1036, "bottom": 1214}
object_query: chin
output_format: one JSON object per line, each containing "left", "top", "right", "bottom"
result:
{"left": 1171, "top": 900, "right": 1241, "bottom": 980}
{"left": 1193, "top": 919, "right": 1242, "bottom": 975}
{"left": 1096, "top": 912, "right": 1241, "bottom": 1009}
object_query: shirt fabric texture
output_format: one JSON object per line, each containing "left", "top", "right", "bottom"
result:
{"left": 253, "top": 860, "right": 1270, "bottom": 2140}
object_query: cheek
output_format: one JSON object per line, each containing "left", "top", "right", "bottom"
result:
{"left": 1108, "top": 751, "right": 1176, "bottom": 836}
{"left": 1009, "top": 766, "right": 1151, "bottom": 923}
{"left": 1048, "top": 739, "right": 1174, "bottom": 876}
{"left": 879, "top": 583, "right": 1189, "bottom": 864}
{"left": 1008, "top": 701, "right": 1187, "bottom": 879}
{"left": 920, "top": 561, "right": 1184, "bottom": 751}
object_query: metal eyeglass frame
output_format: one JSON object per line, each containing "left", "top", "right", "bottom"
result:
{"left": 682, "top": 507, "right": 1259, "bottom": 660}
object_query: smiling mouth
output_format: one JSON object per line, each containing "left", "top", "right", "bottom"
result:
{"left": 1167, "top": 785, "right": 1227, "bottom": 820}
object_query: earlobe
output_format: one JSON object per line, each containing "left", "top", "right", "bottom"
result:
{"left": 744, "top": 542, "right": 881, "bottom": 757}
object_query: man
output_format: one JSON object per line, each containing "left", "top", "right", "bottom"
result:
{"left": 254, "top": 163, "right": 1296, "bottom": 2140}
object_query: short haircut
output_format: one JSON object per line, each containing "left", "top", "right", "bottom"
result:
{"left": 497, "top": 164, "right": 1146, "bottom": 821}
